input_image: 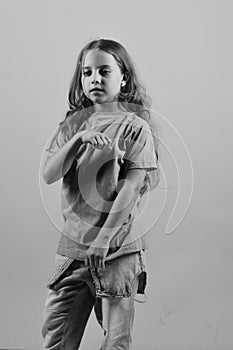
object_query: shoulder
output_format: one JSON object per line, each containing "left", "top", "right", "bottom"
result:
{"left": 125, "top": 113, "right": 151, "bottom": 131}
{"left": 122, "top": 113, "right": 152, "bottom": 141}
{"left": 58, "top": 110, "right": 88, "bottom": 135}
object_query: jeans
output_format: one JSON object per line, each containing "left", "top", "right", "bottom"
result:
{"left": 42, "top": 251, "right": 147, "bottom": 350}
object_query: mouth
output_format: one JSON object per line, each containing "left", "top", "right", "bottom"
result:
{"left": 90, "top": 88, "right": 104, "bottom": 93}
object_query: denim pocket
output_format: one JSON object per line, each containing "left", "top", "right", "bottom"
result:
{"left": 90, "top": 251, "right": 146, "bottom": 298}
{"left": 46, "top": 254, "right": 75, "bottom": 289}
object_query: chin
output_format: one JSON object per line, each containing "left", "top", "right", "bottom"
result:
{"left": 91, "top": 98, "right": 104, "bottom": 104}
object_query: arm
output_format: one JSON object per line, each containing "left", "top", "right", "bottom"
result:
{"left": 42, "top": 130, "right": 111, "bottom": 185}
{"left": 43, "top": 131, "right": 83, "bottom": 184}
{"left": 85, "top": 168, "right": 147, "bottom": 268}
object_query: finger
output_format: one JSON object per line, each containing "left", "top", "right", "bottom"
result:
{"left": 95, "top": 139, "right": 110, "bottom": 150}
{"left": 94, "top": 255, "right": 100, "bottom": 268}
{"left": 99, "top": 139, "right": 108, "bottom": 147}
{"left": 85, "top": 256, "right": 89, "bottom": 267}
{"left": 96, "top": 131, "right": 110, "bottom": 142}
{"left": 97, "top": 255, "right": 105, "bottom": 269}
{"left": 85, "top": 254, "right": 91, "bottom": 267}
{"left": 101, "top": 257, "right": 106, "bottom": 269}
{"left": 103, "top": 137, "right": 112, "bottom": 145}
{"left": 97, "top": 256, "right": 103, "bottom": 269}
{"left": 100, "top": 135, "right": 110, "bottom": 145}
{"left": 103, "top": 136, "right": 112, "bottom": 149}
{"left": 90, "top": 138, "right": 97, "bottom": 146}
{"left": 95, "top": 135, "right": 104, "bottom": 145}
{"left": 98, "top": 137, "right": 112, "bottom": 150}
{"left": 90, "top": 255, "right": 96, "bottom": 268}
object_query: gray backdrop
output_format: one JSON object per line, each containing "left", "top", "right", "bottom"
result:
{"left": 0, "top": 1, "right": 232, "bottom": 349}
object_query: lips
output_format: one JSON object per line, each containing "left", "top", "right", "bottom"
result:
{"left": 90, "top": 88, "right": 104, "bottom": 92}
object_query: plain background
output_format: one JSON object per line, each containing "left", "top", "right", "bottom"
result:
{"left": 0, "top": 1, "right": 233, "bottom": 349}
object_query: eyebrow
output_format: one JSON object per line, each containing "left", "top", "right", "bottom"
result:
{"left": 82, "top": 64, "right": 112, "bottom": 70}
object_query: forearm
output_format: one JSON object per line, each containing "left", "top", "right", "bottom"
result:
{"left": 85, "top": 168, "right": 146, "bottom": 268}
{"left": 42, "top": 131, "right": 86, "bottom": 184}
{"left": 94, "top": 177, "right": 143, "bottom": 248}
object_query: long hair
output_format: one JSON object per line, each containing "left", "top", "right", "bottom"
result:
{"left": 63, "top": 38, "right": 160, "bottom": 188}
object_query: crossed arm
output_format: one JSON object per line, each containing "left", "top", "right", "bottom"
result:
{"left": 43, "top": 128, "right": 147, "bottom": 269}
{"left": 42, "top": 129, "right": 111, "bottom": 184}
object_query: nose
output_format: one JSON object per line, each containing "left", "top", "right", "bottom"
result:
{"left": 91, "top": 71, "right": 101, "bottom": 85}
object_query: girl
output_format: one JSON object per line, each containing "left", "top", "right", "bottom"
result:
{"left": 41, "top": 38, "right": 159, "bottom": 350}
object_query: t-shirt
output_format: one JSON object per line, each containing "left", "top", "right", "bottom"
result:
{"left": 45, "top": 110, "right": 158, "bottom": 261}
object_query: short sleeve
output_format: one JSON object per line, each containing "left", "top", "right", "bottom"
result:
{"left": 44, "top": 123, "right": 67, "bottom": 158}
{"left": 124, "top": 122, "right": 158, "bottom": 192}
{"left": 44, "top": 111, "right": 88, "bottom": 158}
{"left": 124, "top": 123, "right": 157, "bottom": 171}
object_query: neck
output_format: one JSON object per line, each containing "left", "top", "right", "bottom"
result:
{"left": 93, "top": 102, "right": 125, "bottom": 114}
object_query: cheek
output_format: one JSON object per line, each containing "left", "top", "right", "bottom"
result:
{"left": 115, "top": 74, "right": 123, "bottom": 87}
{"left": 81, "top": 77, "right": 88, "bottom": 92}
{"left": 114, "top": 79, "right": 122, "bottom": 93}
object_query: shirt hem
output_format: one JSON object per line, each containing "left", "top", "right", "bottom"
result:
{"left": 57, "top": 234, "right": 148, "bottom": 261}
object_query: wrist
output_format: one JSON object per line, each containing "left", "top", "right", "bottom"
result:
{"left": 75, "top": 130, "right": 86, "bottom": 142}
{"left": 92, "top": 234, "right": 111, "bottom": 249}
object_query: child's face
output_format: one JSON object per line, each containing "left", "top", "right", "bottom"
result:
{"left": 81, "top": 50, "right": 124, "bottom": 106}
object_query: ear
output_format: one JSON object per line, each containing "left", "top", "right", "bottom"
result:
{"left": 121, "top": 72, "right": 128, "bottom": 87}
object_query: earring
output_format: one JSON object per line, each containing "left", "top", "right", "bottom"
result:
{"left": 121, "top": 81, "right": 126, "bottom": 87}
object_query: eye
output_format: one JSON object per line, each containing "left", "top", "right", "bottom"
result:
{"left": 100, "top": 69, "right": 111, "bottom": 76}
{"left": 82, "top": 70, "right": 92, "bottom": 77}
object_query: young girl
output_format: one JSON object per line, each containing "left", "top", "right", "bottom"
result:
{"left": 41, "top": 38, "right": 159, "bottom": 350}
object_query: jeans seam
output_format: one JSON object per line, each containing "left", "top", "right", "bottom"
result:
{"left": 59, "top": 282, "right": 94, "bottom": 349}
{"left": 59, "top": 289, "right": 80, "bottom": 349}
{"left": 128, "top": 295, "right": 134, "bottom": 347}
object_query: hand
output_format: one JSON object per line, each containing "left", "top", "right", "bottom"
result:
{"left": 85, "top": 245, "right": 109, "bottom": 269}
{"left": 81, "top": 130, "right": 112, "bottom": 150}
